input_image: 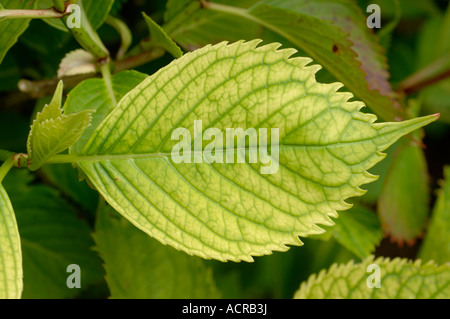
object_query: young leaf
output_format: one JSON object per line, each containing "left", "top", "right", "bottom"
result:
{"left": 0, "top": 0, "right": 35, "bottom": 64}
{"left": 64, "top": 71, "right": 147, "bottom": 154}
{"left": 294, "top": 256, "right": 450, "bottom": 299}
{"left": 72, "top": 40, "right": 437, "bottom": 262}
{"left": 377, "top": 134, "right": 430, "bottom": 244}
{"left": 142, "top": 13, "right": 183, "bottom": 58}
{"left": 3, "top": 170, "right": 104, "bottom": 298}
{"left": 0, "top": 184, "right": 22, "bottom": 299}
{"left": 27, "top": 81, "right": 92, "bottom": 171}
{"left": 93, "top": 201, "right": 220, "bottom": 298}
{"left": 321, "top": 205, "right": 383, "bottom": 259}
{"left": 419, "top": 166, "right": 450, "bottom": 264}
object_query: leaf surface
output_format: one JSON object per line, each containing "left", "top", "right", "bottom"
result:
{"left": 294, "top": 256, "right": 450, "bottom": 299}
{"left": 74, "top": 40, "right": 437, "bottom": 261}
{"left": 0, "top": 183, "right": 22, "bottom": 299}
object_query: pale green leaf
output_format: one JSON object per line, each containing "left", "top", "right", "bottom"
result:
{"left": 419, "top": 166, "right": 450, "bottom": 264}
{"left": 64, "top": 70, "right": 147, "bottom": 154}
{"left": 3, "top": 170, "right": 104, "bottom": 298}
{"left": 93, "top": 201, "right": 220, "bottom": 298}
{"left": 27, "top": 82, "right": 93, "bottom": 171}
{"left": 323, "top": 205, "right": 383, "bottom": 259}
{"left": 0, "top": 0, "right": 35, "bottom": 64}
{"left": 377, "top": 134, "right": 430, "bottom": 244}
{"left": 142, "top": 13, "right": 182, "bottom": 58}
{"left": 294, "top": 256, "right": 450, "bottom": 299}
{"left": 73, "top": 40, "right": 437, "bottom": 262}
{"left": 0, "top": 184, "right": 22, "bottom": 299}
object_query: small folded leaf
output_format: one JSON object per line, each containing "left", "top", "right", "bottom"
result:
{"left": 93, "top": 201, "right": 220, "bottom": 298}
{"left": 419, "top": 166, "right": 450, "bottom": 264}
{"left": 74, "top": 40, "right": 437, "bottom": 262}
{"left": 142, "top": 13, "right": 183, "bottom": 58}
{"left": 57, "top": 49, "right": 97, "bottom": 78}
{"left": 27, "top": 81, "right": 92, "bottom": 171}
{"left": 294, "top": 256, "right": 450, "bottom": 299}
{"left": 0, "top": 184, "right": 22, "bottom": 299}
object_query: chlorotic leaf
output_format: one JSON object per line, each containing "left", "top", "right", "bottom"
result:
{"left": 294, "top": 256, "right": 450, "bottom": 299}
{"left": 142, "top": 13, "right": 183, "bottom": 58}
{"left": 0, "top": 184, "right": 22, "bottom": 299}
{"left": 57, "top": 49, "right": 97, "bottom": 78}
{"left": 93, "top": 201, "right": 220, "bottom": 298}
{"left": 74, "top": 40, "right": 437, "bottom": 262}
{"left": 377, "top": 134, "right": 430, "bottom": 244}
{"left": 419, "top": 166, "right": 450, "bottom": 264}
{"left": 27, "top": 81, "right": 92, "bottom": 171}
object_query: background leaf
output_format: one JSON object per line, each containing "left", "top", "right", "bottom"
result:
{"left": 419, "top": 166, "right": 450, "bottom": 264}
{"left": 93, "top": 201, "right": 220, "bottom": 299}
{"left": 0, "top": 0, "right": 35, "bottom": 64}
{"left": 3, "top": 170, "right": 104, "bottom": 299}
{"left": 377, "top": 133, "right": 430, "bottom": 244}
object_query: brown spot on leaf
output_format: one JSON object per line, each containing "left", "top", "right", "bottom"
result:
{"left": 332, "top": 44, "right": 338, "bottom": 53}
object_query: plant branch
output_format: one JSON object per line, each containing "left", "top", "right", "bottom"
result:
{"left": 18, "top": 48, "right": 165, "bottom": 99}
{"left": 0, "top": 7, "right": 66, "bottom": 19}
{"left": 100, "top": 62, "right": 117, "bottom": 106}
{"left": 0, "top": 156, "right": 14, "bottom": 183}
{"left": 398, "top": 52, "right": 450, "bottom": 94}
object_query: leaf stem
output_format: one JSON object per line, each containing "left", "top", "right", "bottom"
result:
{"left": 105, "top": 15, "right": 132, "bottom": 60}
{"left": 0, "top": 157, "right": 14, "bottom": 183}
{"left": 100, "top": 62, "right": 117, "bottom": 106}
{"left": 52, "top": 0, "right": 66, "bottom": 13}
{"left": 0, "top": 8, "right": 66, "bottom": 19}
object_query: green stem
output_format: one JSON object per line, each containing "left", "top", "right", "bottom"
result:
{"left": 0, "top": 150, "right": 14, "bottom": 162}
{"left": 100, "top": 62, "right": 117, "bottom": 106}
{"left": 0, "top": 157, "right": 14, "bottom": 183}
{"left": 0, "top": 8, "right": 65, "bottom": 19}
{"left": 105, "top": 15, "right": 132, "bottom": 60}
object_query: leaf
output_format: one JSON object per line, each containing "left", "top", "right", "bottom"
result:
{"left": 38, "top": 0, "right": 114, "bottom": 32}
{"left": 294, "top": 256, "right": 450, "bottom": 299}
{"left": 73, "top": 40, "right": 437, "bottom": 262}
{"left": 57, "top": 49, "right": 97, "bottom": 78}
{"left": 377, "top": 133, "right": 430, "bottom": 244}
{"left": 164, "top": 0, "right": 262, "bottom": 51}
{"left": 27, "top": 81, "right": 93, "bottom": 171}
{"left": 93, "top": 201, "right": 220, "bottom": 298}
{"left": 3, "top": 170, "right": 104, "bottom": 298}
{"left": 64, "top": 70, "right": 147, "bottom": 154}
{"left": 142, "top": 13, "right": 182, "bottom": 58}
{"left": 165, "top": 0, "right": 402, "bottom": 120}
{"left": 0, "top": 184, "right": 22, "bottom": 299}
{"left": 322, "top": 205, "right": 383, "bottom": 259}
{"left": 0, "top": 0, "right": 35, "bottom": 64}
{"left": 262, "top": 0, "right": 393, "bottom": 99}
{"left": 419, "top": 166, "right": 450, "bottom": 264}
